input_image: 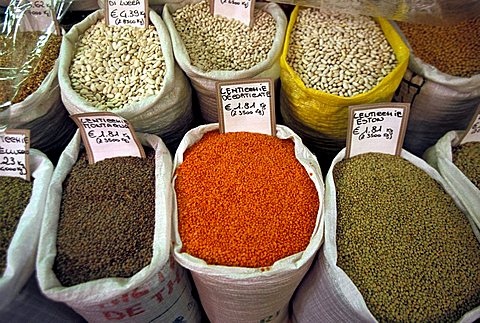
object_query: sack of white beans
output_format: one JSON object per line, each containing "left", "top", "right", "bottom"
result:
{"left": 163, "top": 0, "right": 287, "bottom": 123}
{"left": 392, "top": 19, "right": 480, "bottom": 157}
{"left": 423, "top": 130, "right": 480, "bottom": 230}
{"left": 58, "top": 10, "right": 193, "bottom": 150}
{"left": 0, "top": 149, "right": 53, "bottom": 310}
{"left": 280, "top": 6, "right": 409, "bottom": 162}
{"left": 36, "top": 131, "right": 202, "bottom": 323}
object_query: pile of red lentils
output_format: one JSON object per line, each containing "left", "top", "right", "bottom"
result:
{"left": 175, "top": 131, "right": 319, "bottom": 268}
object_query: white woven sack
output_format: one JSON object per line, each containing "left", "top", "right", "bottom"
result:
{"left": 58, "top": 10, "right": 193, "bottom": 148}
{"left": 392, "top": 22, "right": 480, "bottom": 157}
{"left": 163, "top": 2, "right": 287, "bottom": 122}
{"left": 172, "top": 124, "right": 325, "bottom": 323}
{"left": 423, "top": 130, "right": 480, "bottom": 230}
{"left": 291, "top": 148, "right": 480, "bottom": 323}
{"left": 0, "top": 149, "right": 53, "bottom": 310}
{"left": 36, "top": 131, "right": 201, "bottom": 323}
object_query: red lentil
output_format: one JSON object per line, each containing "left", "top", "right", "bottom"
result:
{"left": 175, "top": 131, "right": 319, "bottom": 268}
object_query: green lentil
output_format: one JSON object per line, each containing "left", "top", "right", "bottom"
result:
{"left": 334, "top": 153, "right": 480, "bottom": 322}
{"left": 54, "top": 149, "right": 156, "bottom": 287}
{"left": 0, "top": 176, "right": 33, "bottom": 273}
{"left": 452, "top": 141, "right": 480, "bottom": 189}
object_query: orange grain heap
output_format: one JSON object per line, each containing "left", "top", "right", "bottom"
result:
{"left": 175, "top": 131, "right": 319, "bottom": 268}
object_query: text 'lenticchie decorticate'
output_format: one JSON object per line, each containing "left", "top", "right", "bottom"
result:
{"left": 69, "top": 21, "right": 166, "bottom": 111}
{"left": 172, "top": 0, "right": 276, "bottom": 72}
{"left": 175, "top": 131, "right": 319, "bottom": 268}
{"left": 54, "top": 149, "right": 155, "bottom": 286}
{"left": 334, "top": 152, "right": 480, "bottom": 322}
{"left": 287, "top": 8, "right": 397, "bottom": 97}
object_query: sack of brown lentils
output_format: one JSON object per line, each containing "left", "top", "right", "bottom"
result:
{"left": 36, "top": 131, "right": 201, "bottom": 322}
{"left": 58, "top": 10, "right": 193, "bottom": 150}
{"left": 292, "top": 149, "right": 480, "bottom": 323}
{"left": 280, "top": 6, "right": 409, "bottom": 165}
{"left": 0, "top": 149, "right": 53, "bottom": 310}
{"left": 424, "top": 131, "right": 480, "bottom": 230}
{"left": 172, "top": 124, "right": 325, "bottom": 323}
{"left": 393, "top": 18, "right": 480, "bottom": 157}
{"left": 163, "top": 0, "right": 287, "bottom": 123}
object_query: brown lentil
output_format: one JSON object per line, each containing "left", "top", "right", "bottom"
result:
{"left": 397, "top": 18, "right": 480, "bottom": 77}
{"left": 54, "top": 149, "right": 156, "bottom": 287}
{"left": 334, "top": 153, "right": 480, "bottom": 322}
{"left": 0, "top": 176, "right": 33, "bottom": 273}
{"left": 172, "top": 0, "right": 276, "bottom": 72}
{"left": 452, "top": 141, "right": 480, "bottom": 189}
{"left": 175, "top": 131, "right": 319, "bottom": 268}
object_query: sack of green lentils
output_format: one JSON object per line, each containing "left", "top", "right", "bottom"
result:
{"left": 172, "top": 124, "right": 325, "bottom": 323}
{"left": 424, "top": 131, "right": 480, "bottom": 230}
{"left": 280, "top": 6, "right": 409, "bottom": 167}
{"left": 163, "top": 0, "right": 287, "bottom": 123}
{"left": 36, "top": 131, "right": 201, "bottom": 322}
{"left": 58, "top": 10, "right": 193, "bottom": 150}
{"left": 393, "top": 19, "right": 480, "bottom": 157}
{"left": 0, "top": 149, "right": 53, "bottom": 310}
{"left": 292, "top": 149, "right": 480, "bottom": 323}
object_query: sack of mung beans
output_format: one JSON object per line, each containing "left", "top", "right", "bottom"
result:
{"left": 172, "top": 124, "right": 325, "bottom": 323}
{"left": 393, "top": 18, "right": 480, "bottom": 157}
{"left": 58, "top": 10, "right": 193, "bottom": 150}
{"left": 163, "top": 0, "right": 287, "bottom": 123}
{"left": 0, "top": 149, "right": 53, "bottom": 310}
{"left": 36, "top": 131, "right": 201, "bottom": 323}
{"left": 292, "top": 149, "right": 480, "bottom": 323}
{"left": 280, "top": 6, "right": 409, "bottom": 162}
{"left": 424, "top": 131, "right": 480, "bottom": 230}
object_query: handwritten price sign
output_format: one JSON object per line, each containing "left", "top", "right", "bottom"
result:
{"left": 459, "top": 105, "right": 480, "bottom": 145}
{"left": 0, "top": 129, "right": 30, "bottom": 181}
{"left": 346, "top": 103, "right": 410, "bottom": 158}
{"left": 210, "top": 0, "right": 254, "bottom": 27}
{"left": 105, "top": 0, "right": 148, "bottom": 28}
{"left": 71, "top": 112, "right": 145, "bottom": 164}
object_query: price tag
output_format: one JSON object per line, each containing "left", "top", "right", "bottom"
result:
{"left": 210, "top": 0, "right": 255, "bottom": 27}
{"left": 0, "top": 129, "right": 31, "bottom": 181}
{"left": 22, "top": 0, "right": 55, "bottom": 32}
{"left": 71, "top": 112, "right": 145, "bottom": 164}
{"left": 346, "top": 103, "right": 410, "bottom": 158}
{"left": 105, "top": 0, "right": 149, "bottom": 28}
{"left": 458, "top": 105, "right": 480, "bottom": 145}
{"left": 217, "top": 79, "right": 276, "bottom": 136}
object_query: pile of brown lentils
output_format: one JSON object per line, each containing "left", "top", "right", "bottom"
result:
{"left": 397, "top": 17, "right": 480, "bottom": 77}
{"left": 334, "top": 153, "right": 480, "bottom": 322}
{"left": 175, "top": 131, "right": 319, "bottom": 268}
{"left": 54, "top": 149, "right": 156, "bottom": 286}
{"left": 452, "top": 141, "right": 480, "bottom": 189}
{"left": 0, "top": 177, "right": 33, "bottom": 273}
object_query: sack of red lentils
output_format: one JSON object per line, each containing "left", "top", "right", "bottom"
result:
{"left": 0, "top": 149, "right": 53, "bottom": 310}
{"left": 58, "top": 10, "right": 193, "bottom": 150}
{"left": 172, "top": 124, "right": 325, "bottom": 323}
{"left": 292, "top": 149, "right": 480, "bottom": 323}
{"left": 280, "top": 6, "right": 409, "bottom": 166}
{"left": 36, "top": 131, "right": 202, "bottom": 322}
{"left": 423, "top": 131, "right": 480, "bottom": 230}
{"left": 393, "top": 19, "right": 480, "bottom": 157}
{"left": 163, "top": 0, "right": 287, "bottom": 123}
{"left": 1, "top": 3, "right": 76, "bottom": 155}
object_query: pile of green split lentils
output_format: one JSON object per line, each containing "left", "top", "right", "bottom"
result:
{"left": 54, "top": 149, "right": 156, "bottom": 286}
{"left": 333, "top": 153, "right": 480, "bottom": 322}
{"left": 452, "top": 141, "right": 480, "bottom": 189}
{"left": 0, "top": 177, "right": 32, "bottom": 273}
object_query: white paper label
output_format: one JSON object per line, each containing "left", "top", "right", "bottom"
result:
{"left": 460, "top": 107, "right": 480, "bottom": 145}
{"left": 347, "top": 103, "right": 410, "bottom": 158}
{"left": 22, "top": 0, "right": 54, "bottom": 32}
{"left": 105, "top": 0, "right": 148, "bottom": 28}
{"left": 71, "top": 113, "right": 145, "bottom": 164}
{"left": 217, "top": 79, "right": 275, "bottom": 136}
{"left": 211, "top": 0, "right": 254, "bottom": 27}
{"left": 0, "top": 130, "right": 30, "bottom": 181}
